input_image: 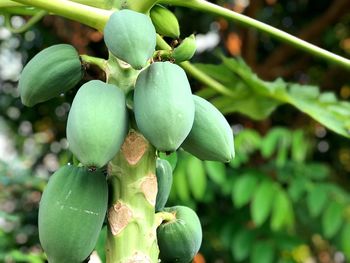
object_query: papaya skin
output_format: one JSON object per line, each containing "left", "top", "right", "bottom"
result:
{"left": 173, "top": 34, "right": 197, "bottom": 63}
{"left": 181, "top": 95, "right": 235, "bottom": 162}
{"left": 150, "top": 5, "right": 180, "bottom": 38}
{"left": 155, "top": 158, "right": 173, "bottom": 212}
{"left": 157, "top": 206, "right": 202, "bottom": 263}
{"left": 19, "top": 44, "right": 83, "bottom": 107}
{"left": 38, "top": 165, "right": 108, "bottom": 263}
{"left": 104, "top": 9, "right": 156, "bottom": 70}
{"left": 66, "top": 80, "right": 128, "bottom": 168}
{"left": 134, "top": 61, "right": 195, "bottom": 152}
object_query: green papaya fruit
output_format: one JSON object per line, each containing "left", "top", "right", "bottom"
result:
{"left": 38, "top": 165, "right": 108, "bottom": 263}
{"left": 181, "top": 95, "right": 235, "bottom": 162}
{"left": 18, "top": 44, "right": 84, "bottom": 107}
{"left": 157, "top": 206, "right": 202, "bottom": 263}
{"left": 155, "top": 158, "right": 173, "bottom": 212}
{"left": 104, "top": 9, "right": 156, "bottom": 69}
{"left": 66, "top": 80, "right": 128, "bottom": 168}
{"left": 134, "top": 62, "right": 195, "bottom": 152}
{"left": 150, "top": 5, "right": 180, "bottom": 38}
{"left": 173, "top": 34, "right": 196, "bottom": 62}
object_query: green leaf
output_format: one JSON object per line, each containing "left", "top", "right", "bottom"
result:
{"left": 232, "top": 173, "right": 259, "bottom": 208}
{"left": 172, "top": 158, "right": 191, "bottom": 202}
{"left": 301, "top": 163, "right": 330, "bottom": 180}
{"left": 251, "top": 180, "right": 276, "bottom": 226}
{"left": 322, "top": 201, "right": 344, "bottom": 238}
{"left": 260, "top": 128, "right": 291, "bottom": 162}
{"left": 231, "top": 229, "right": 255, "bottom": 261}
{"left": 186, "top": 156, "right": 207, "bottom": 201}
{"left": 271, "top": 188, "right": 294, "bottom": 231}
{"left": 288, "top": 176, "right": 307, "bottom": 202}
{"left": 251, "top": 241, "right": 275, "bottom": 263}
{"left": 306, "top": 185, "right": 328, "bottom": 217}
{"left": 195, "top": 56, "right": 350, "bottom": 138}
{"left": 291, "top": 130, "right": 308, "bottom": 162}
{"left": 341, "top": 223, "right": 350, "bottom": 259}
{"left": 204, "top": 161, "right": 226, "bottom": 185}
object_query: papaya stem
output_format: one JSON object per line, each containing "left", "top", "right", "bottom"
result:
{"left": 4, "top": 10, "right": 47, "bottom": 33}
{"left": 80, "top": 54, "right": 107, "bottom": 72}
{"left": 126, "top": 0, "right": 159, "bottom": 13}
{"left": 8, "top": 0, "right": 112, "bottom": 31}
{"left": 158, "top": 0, "right": 350, "bottom": 70}
{"left": 155, "top": 211, "right": 176, "bottom": 227}
{"left": 0, "top": 0, "right": 116, "bottom": 10}
{"left": 153, "top": 49, "right": 173, "bottom": 61}
{"left": 0, "top": 1, "right": 24, "bottom": 8}
{"left": 156, "top": 35, "right": 236, "bottom": 98}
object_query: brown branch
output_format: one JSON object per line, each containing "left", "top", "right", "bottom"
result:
{"left": 241, "top": 0, "right": 263, "bottom": 69}
{"left": 258, "top": 0, "right": 350, "bottom": 78}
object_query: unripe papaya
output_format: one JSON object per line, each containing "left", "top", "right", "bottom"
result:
{"left": 38, "top": 165, "right": 108, "bottom": 263}
{"left": 157, "top": 206, "right": 202, "bottom": 263}
{"left": 181, "top": 95, "right": 235, "bottom": 162}
{"left": 155, "top": 158, "right": 173, "bottom": 212}
{"left": 150, "top": 5, "right": 180, "bottom": 38}
{"left": 173, "top": 34, "right": 196, "bottom": 62}
{"left": 66, "top": 80, "right": 128, "bottom": 168}
{"left": 134, "top": 62, "right": 195, "bottom": 152}
{"left": 104, "top": 9, "right": 156, "bottom": 69}
{"left": 19, "top": 44, "right": 83, "bottom": 107}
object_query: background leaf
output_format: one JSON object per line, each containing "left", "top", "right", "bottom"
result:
{"left": 251, "top": 180, "right": 276, "bottom": 226}
{"left": 232, "top": 172, "right": 259, "bottom": 208}
{"left": 186, "top": 156, "right": 207, "bottom": 201}
{"left": 322, "top": 201, "right": 344, "bottom": 238}
{"left": 306, "top": 184, "right": 328, "bottom": 218}
{"left": 204, "top": 161, "right": 226, "bottom": 185}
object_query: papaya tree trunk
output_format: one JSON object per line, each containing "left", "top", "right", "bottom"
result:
{"left": 106, "top": 130, "right": 159, "bottom": 263}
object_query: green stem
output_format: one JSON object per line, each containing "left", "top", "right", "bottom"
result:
{"left": 9, "top": 0, "right": 112, "bottom": 31}
{"left": 156, "top": 35, "right": 235, "bottom": 97}
{"left": 0, "top": 0, "right": 24, "bottom": 8}
{"left": 126, "top": 0, "right": 159, "bottom": 13}
{"left": 1, "top": 7, "right": 41, "bottom": 16}
{"left": 155, "top": 211, "right": 176, "bottom": 226}
{"left": 159, "top": 0, "right": 350, "bottom": 70}
{"left": 0, "top": 0, "right": 115, "bottom": 9}
{"left": 4, "top": 10, "right": 47, "bottom": 33}
{"left": 80, "top": 54, "right": 107, "bottom": 71}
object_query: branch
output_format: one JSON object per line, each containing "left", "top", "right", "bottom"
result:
{"left": 158, "top": 0, "right": 350, "bottom": 70}
{"left": 5, "top": 10, "right": 47, "bottom": 33}
{"left": 260, "top": 0, "right": 350, "bottom": 75}
{"left": 156, "top": 35, "right": 235, "bottom": 97}
{"left": 9, "top": 0, "right": 112, "bottom": 31}
{"left": 126, "top": 0, "right": 159, "bottom": 13}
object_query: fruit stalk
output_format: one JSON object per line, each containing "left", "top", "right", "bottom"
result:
{"left": 9, "top": 0, "right": 111, "bottom": 31}
{"left": 106, "top": 130, "right": 159, "bottom": 263}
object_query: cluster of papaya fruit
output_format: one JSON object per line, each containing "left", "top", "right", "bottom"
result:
{"left": 18, "top": 6, "right": 234, "bottom": 263}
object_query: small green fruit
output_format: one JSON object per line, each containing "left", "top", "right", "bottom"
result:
{"left": 155, "top": 158, "right": 173, "bottom": 212}
{"left": 134, "top": 62, "right": 195, "bottom": 152}
{"left": 157, "top": 206, "right": 202, "bottom": 263}
{"left": 67, "top": 80, "right": 128, "bottom": 168}
{"left": 104, "top": 9, "right": 156, "bottom": 69}
{"left": 173, "top": 34, "right": 196, "bottom": 62}
{"left": 39, "top": 165, "right": 108, "bottom": 263}
{"left": 181, "top": 95, "right": 235, "bottom": 162}
{"left": 150, "top": 5, "right": 180, "bottom": 38}
{"left": 19, "top": 44, "right": 83, "bottom": 107}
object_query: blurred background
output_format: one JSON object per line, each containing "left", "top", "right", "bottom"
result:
{"left": 0, "top": 0, "right": 350, "bottom": 262}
